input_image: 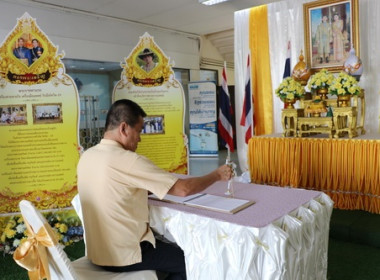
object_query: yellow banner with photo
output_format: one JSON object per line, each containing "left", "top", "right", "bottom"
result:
{"left": 113, "top": 33, "right": 188, "bottom": 174}
{"left": 0, "top": 13, "right": 80, "bottom": 214}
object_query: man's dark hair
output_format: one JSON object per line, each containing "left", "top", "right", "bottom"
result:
{"left": 105, "top": 99, "right": 146, "bottom": 131}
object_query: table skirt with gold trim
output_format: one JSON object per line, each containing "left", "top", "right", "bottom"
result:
{"left": 248, "top": 135, "right": 380, "bottom": 213}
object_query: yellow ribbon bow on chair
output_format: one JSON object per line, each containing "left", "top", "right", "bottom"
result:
{"left": 13, "top": 215, "right": 58, "bottom": 280}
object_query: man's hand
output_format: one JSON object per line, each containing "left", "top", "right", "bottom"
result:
{"left": 217, "top": 164, "right": 233, "bottom": 181}
{"left": 169, "top": 164, "right": 235, "bottom": 197}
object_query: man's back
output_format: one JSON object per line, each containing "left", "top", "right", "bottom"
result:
{"left": 77, "top": 139, "right": 175, "bottom": 266}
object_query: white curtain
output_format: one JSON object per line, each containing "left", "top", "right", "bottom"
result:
{"left": 268, "top": 0, "right": 314, "bottom": 133}
{"left": 359, "top": 0, "right": 380, "bottom": 132}
{"left": 234, "top": 0, "right": 380, "bottom": 173}
{"left": 234, "top": 9, "right": 250, "bottom": 173}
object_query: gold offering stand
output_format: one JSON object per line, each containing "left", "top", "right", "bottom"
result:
{"left": 281, "top": 108, "right": 304, "bottom": 137}
{"left": 352, "top": 90, "right": 366, "bottom": 135}
{"left": 298, "top": 117, "right": 334, "bottom": 138}
{"left": 281, "top": 91, "right": 365, "bottom": 139}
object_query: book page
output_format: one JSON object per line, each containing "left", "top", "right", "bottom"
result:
{"left": 184, "top": 194, "right": 254, "bottom": 214}
{"left": 149, "top": 193, "right": 204, "bottom": 204}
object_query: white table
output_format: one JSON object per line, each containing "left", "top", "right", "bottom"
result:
{"left": 149, "top": 180, "right": 333, "bottom": 280}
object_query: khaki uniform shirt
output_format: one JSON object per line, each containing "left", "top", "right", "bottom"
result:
{"left": 77, "top": 139, "right": 178, "bottom": 266}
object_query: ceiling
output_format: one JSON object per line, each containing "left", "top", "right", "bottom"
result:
{"left": 22, "top": 0, "right": 279, "bottom": 69}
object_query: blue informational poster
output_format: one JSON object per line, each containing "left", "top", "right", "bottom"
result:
{"left": 188, "top": 81, "right": 218, "bottom": 156}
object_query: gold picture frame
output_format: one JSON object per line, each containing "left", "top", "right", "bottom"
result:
{"left": 304, "top": 0, "right": 359, "bottom": 72}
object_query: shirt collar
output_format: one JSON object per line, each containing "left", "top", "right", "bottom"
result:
{"left": 100, "top": 138, "right": 123, "bottom": 148}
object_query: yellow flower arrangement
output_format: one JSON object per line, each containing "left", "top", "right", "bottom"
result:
{"left": 329, "top": 71, "right": 362, "bottom": 96}
{"left": 0, "top": 210, "right": 83, "bottom": 254}
{"left": 307, "top": 68, "right": 334, "bottom": 90}
{"left": 275, "top": 77, "right": 305, "bottom": 100}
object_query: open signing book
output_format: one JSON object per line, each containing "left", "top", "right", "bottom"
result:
{"left": 149, "top": 193, "right": 254, "bottom": 214}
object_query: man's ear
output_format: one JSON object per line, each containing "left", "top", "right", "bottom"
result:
{"left": 119, "top": 122, "right": 129, "bottom": 136}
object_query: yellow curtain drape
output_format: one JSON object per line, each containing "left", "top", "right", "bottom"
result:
{"left": 248, "top": 136, "right": 380, "bottom": 213}
{"left": 249, "top": 6, "right": 273, "bottom": 135}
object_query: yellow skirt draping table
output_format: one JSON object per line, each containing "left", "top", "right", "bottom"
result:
{"left": 248, "top": 133, "right": 380, "bottom": 213}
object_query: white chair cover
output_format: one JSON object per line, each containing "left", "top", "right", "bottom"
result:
{"left": 18, "top": 200, "right": 157, "bottom": 280}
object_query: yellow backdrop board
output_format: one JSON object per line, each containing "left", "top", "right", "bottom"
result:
{"left": 0, "top": 13, "right": 80, "bottom": 213}
{"left": 113, "top": 33, "right": 188, "bottom": 174}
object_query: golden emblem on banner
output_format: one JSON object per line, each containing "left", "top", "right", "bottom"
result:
{"left": 120, "top": 33, "right": 173, "bottom": 88}
{"left": 0, "top": 13, "right": 64, "bottom": 85}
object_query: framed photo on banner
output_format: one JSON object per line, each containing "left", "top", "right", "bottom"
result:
{"left": 304, "top": 0, "right": 359, "bottom": 72}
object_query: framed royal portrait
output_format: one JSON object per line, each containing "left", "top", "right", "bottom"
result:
{"left": 304, "top": 0, "right": 359, "bottom": 72}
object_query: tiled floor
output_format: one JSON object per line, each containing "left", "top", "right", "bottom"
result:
{"left": 189, "top": 149, "right": 239, "bottom": 176}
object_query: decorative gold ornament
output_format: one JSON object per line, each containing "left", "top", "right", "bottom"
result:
{"left": 292, "top": 50, "right": 311, "bottom": 86}
{"left": 120, "top": 33, "right": 173, "bottom": 88}
{"left": 337, "top": 94, "right": 351, "bottom": 107}
{"left": 317, "top": 87, "right": 329, "bottom": 100}
{"left": 298, "top": 117, "right": 334, "bottom": 138}
{"left": 0, "top": 13, "right": 64, "bottom": 85}
{"left": 305, "top": 95, "right": 327, "bottom": 117}
{"left": 283, "top": 98, "right": 297, "bottom": 109}
{"left": 0, "top": 185, "right": 78, "bottom": 213}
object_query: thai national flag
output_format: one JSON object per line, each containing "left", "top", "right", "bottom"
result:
{"left": 240, "top": 54, "right": 253, "bottom": 144}
{"left": 218, "top": 63, "right": 234, "bottom": 152}
{"left": 283, "top": 41, "right": 291, "bottom": 78}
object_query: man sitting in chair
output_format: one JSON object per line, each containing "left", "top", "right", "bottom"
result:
{"left": 77, "top": 99, "right": 232, "bottom": 279}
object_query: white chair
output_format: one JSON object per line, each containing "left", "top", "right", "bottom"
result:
{"left": 71, "top": 194, "right": 87, "bottom": 255}
{"left": 15, "top": 200, "right": 158, "bottom": 280}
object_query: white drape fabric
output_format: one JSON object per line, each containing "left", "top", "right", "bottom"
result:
{"left": 235, "top": 0, "right": 380, "bottom": 173}
{"left": 358, "top": 0, "right": 380, "bottom": 131}
{"left": 267, "top": 0, "right": 313, "bottom": 134}
{"left": 150, "top": 193, "right": 333, "bottom": 280}
{"left": 234, "top": 9, "right": 250, "bottom": 172}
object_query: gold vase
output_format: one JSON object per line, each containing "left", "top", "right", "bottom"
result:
{"left": 317, "top": 88, "right": 328, "bottom": 100}
{"left": 338, "top": 94, "right": 351, "bottom": 107}
{"left": 284, "top": 98, "right": 296, "bottom": 109}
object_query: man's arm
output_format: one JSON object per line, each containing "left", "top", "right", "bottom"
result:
{"left": 168, "top": 164, "right": 232, "bottom": 197}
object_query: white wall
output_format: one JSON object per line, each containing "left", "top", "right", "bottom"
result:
{"left": 199, "top": 35, "right": 235, "bottom": 85}
{"left": 0, "top": 1, "right": 200, "bottom": 70}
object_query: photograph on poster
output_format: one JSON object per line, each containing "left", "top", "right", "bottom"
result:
{"left": 142, "top": 115, "right": 164, "bottom": 135}
{"left": 12, "top": 36, "right": 44, "bottom": 67}
{"left": 33, "top": 103, "right": 62, "bottom": 124}
{"left": 304, "top": 0, "right": 359, "bottom": 71}
{"left": 137, "top": 48, "right": 159, "bottom": 73}
{"left": 0, "top": 104, "right": 27, "bottom": 125}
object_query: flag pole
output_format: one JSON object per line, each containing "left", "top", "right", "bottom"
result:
{"left": 222, "top": 61, "right": 234, "bottom": 197}
{"left": 224, "top": 61, "right": 231, "bottom": 164}
{"left": 248, "top": 51, "right": 254, "bottom": 139}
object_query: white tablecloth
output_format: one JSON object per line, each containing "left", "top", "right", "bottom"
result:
{"left": 149, "top": 181, "right": 333, "bottom": 280}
